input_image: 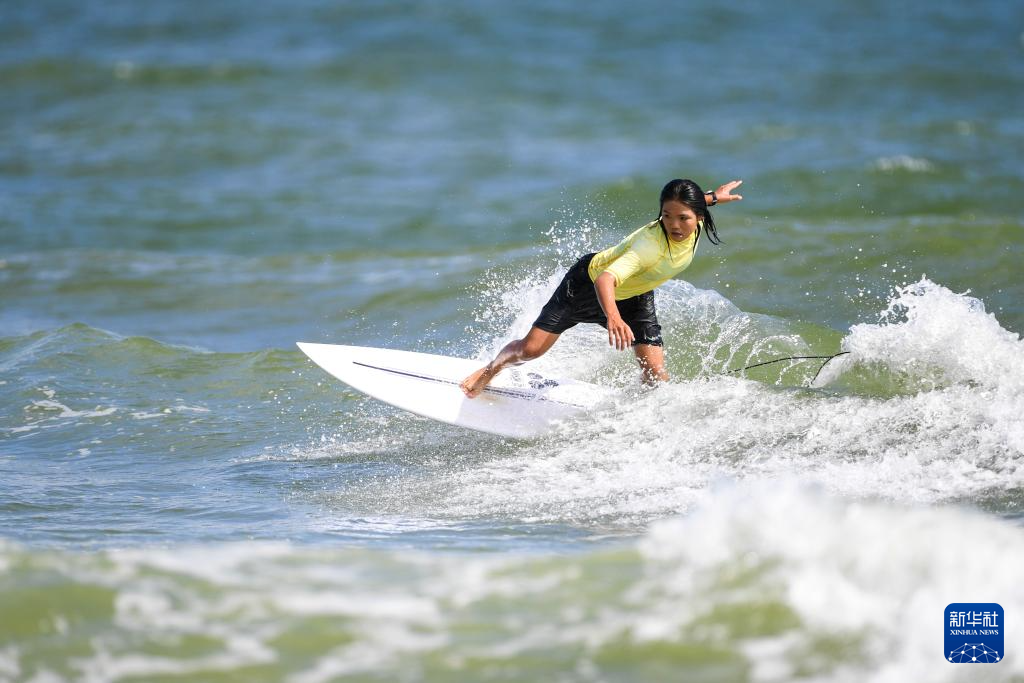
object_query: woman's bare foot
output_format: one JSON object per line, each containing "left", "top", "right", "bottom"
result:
{"left": 460, "top": 365, "right": 497, "bottom": 398}
{"left": 459, "top": 329, "right": 559, "bottom": 398}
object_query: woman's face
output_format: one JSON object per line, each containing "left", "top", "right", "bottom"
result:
{"left": 659, "top": 199, "right": 700, "bottom": 242}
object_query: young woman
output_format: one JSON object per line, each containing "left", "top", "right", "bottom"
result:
{"left": 460, "top": 178, "right": 743, "bottom": 398}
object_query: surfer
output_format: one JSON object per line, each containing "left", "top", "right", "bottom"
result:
{"left": 461, "top": 178, "right": 743, "bottom": 398}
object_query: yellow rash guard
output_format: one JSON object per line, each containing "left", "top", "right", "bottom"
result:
{"left": 587, "top": 220, "right": 699, "bottom": 300}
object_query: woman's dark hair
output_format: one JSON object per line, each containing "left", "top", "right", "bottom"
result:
{"left": 658, "top": 178, "right": 721, "bottom": 245}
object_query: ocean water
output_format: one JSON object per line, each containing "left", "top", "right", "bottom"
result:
{"left": 2, "top": 0, "right": 1023, "bottom": 681}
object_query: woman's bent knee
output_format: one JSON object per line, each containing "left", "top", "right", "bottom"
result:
{"left": 520, "top": 340, "right": 547, "bottom": 360}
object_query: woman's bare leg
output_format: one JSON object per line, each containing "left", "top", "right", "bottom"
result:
{"left": 460, "top": 327, "right": 561, "bottom": 398}
{"left": 634, "top": 343, "right": 669, "bottom": 386}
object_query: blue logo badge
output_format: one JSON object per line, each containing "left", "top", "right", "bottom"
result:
{"left": 945, "top": 603, "right": 1003, "bottom": 663}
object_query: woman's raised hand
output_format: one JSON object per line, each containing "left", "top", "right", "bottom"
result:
{"left": 714, "top": 179, "right": 744, "bottom": 204}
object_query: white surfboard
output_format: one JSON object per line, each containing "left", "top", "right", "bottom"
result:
{"left": 297, "top": 342, "right": 614, "bottom": 438}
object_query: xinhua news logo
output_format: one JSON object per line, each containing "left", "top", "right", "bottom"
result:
{"left": 945, "top": 603, "right": 1003, "bottom": 663}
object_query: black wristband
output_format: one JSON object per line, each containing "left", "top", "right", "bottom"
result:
{"left": 707, "top": 190, "right": 718, "bottom": 206}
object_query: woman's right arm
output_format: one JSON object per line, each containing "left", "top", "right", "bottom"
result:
{"left": 594, "top": 272, "right": 635, "bottom": 350}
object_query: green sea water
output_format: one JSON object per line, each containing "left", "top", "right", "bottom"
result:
{"left": 2, "top": 1, "right": 1024, "bottom": 680}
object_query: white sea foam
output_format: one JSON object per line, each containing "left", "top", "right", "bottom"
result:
{"left": 28, "top": 399, "right": 117, "bottom": 420}
{"left": 873, "top": 155, "right": 936, "bottom": 173}
{"left": 638, "top": 481, "right": 1024, "bottom": 682}
{"left": 4, "top": 485, "right": 1022, "bottom": 682}
{"left": 842, "top": 277, "right": 1024, "bottom": 393}
{"left": 429, "top": 373, "right": 1022, "bottom": 524}
{"left": 0, "top": 646, "right": 20, "bottom": 679}
{"left": 402, "top": 277, "right": 1024, "bottom": 525}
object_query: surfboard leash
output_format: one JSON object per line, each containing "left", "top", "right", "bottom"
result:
{"left": 724, "top": 351, "right": 851, "bottom": 385}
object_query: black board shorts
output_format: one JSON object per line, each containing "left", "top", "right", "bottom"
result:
{"left": 532, "top": 253, "right": 663, "bottom": 347}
